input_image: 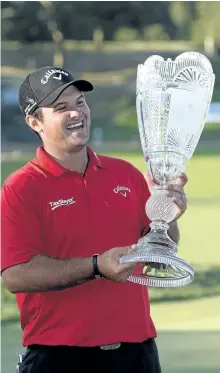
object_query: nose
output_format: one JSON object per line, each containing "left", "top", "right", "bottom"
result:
{"left": 69, "top": 109, "right": 81, "bottom": 119}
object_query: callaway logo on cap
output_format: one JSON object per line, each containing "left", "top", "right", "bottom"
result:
{"left": 19, "top": 66, "right": 94, "bottom": 116}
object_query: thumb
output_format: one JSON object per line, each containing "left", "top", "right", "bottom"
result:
{"left": 174, "top": 172, "right": 188, "bottom": 187}
{"left": 129, "top": 244, "right": 136, "bottom": 252}
{"left": 117, "top": 245, "right": 136, "bottom": 265}
{"left": 118, "top": 245, "right": 136, "bottom": 254}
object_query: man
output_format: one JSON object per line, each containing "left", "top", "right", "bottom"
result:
{"left": 1, "top": 66, "right": 187, "bottom": 373}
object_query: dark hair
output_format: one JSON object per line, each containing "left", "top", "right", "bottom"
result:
{"left": 31, "top": 108, "right": 43, "bottom": 139}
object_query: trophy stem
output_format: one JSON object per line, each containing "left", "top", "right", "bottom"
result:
{"left": 137, "top": 219, "right": 177, "bottom": 255}
{"left": 150, "top": 219, "right": 169, "bottom": 231}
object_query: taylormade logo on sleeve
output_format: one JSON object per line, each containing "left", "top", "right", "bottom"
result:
{"left": 41, "top": 69, "right": 69, "bottom": 84}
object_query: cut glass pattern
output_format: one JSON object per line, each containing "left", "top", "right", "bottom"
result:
{"left": 136, "top": 52, "right": 215, "bottom": 184}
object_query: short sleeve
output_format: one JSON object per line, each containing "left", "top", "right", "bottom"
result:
{"left": 1, "top": 185, "right": 42, "bottom": 272}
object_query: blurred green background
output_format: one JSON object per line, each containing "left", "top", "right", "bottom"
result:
{"left": 1, "top": 1, "right": 220, "bottom": 373}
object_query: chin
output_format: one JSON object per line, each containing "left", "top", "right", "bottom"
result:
{"left": 68, "top": 139, "right": 89, "bottom": 152}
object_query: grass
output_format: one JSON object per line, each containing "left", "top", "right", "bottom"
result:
{"left": 151, "top": 296, "right": 220, "bottom": 330}
{"left": 1, "top": 159, "right": 29, "bottom": 182}
{"left": 178, "top": 205, "right": 220, "bottom": 266}
{"left": 158, "top": 330, "right": 220, "bottom": 373}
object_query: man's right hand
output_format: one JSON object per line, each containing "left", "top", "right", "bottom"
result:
{"left": 2, "top": 245, "right": 137, "bottom": 293}
{"left": 98, "top": 245, "right": 137, "bottom": 283}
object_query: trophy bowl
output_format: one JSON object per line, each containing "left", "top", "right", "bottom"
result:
{"left": 120, "top": 52, "right": 215, "bottom": 287}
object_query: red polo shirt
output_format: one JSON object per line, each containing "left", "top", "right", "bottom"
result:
{"left": 1, "top": 146, "right": 157, "bottom": 347}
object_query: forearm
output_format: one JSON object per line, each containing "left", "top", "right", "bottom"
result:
{"left": 168, "top": 221, "right": 180, "bottom": 244}
{"left": 3, "top": 255, "right": 94, "bottom": 293}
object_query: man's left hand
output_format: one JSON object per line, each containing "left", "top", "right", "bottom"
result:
{"left": 144, "top": 172, "right": 188, "bottom": 221}
{"left": 162, "top": 173, "right": 188, "bottom": 220}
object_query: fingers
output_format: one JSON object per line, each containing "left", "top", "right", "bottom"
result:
{"left": 115, "top": 244, "right": 136, "bottom": 256}
{"left": 174, "top": 172, "right": 188, "bottom": 187}
{"left": 162, "top": 183, "right": 185, "bottom": 193}
{"left": 171, "top": 196, "right": 186, "bottom": 211}
{"left": 110, "top": 245, "right": 137, "bottom": 271}
{"left": 143, "top": 172, "right": 188, "bottom": 195}
{"left": 165, "top": 190, "right": 183, "bottom": 199}
{"left": 162, "top": 176, "right": 187, "bottom": 219}
{"left": 163, "top": 185, "right": 187, "bottom": 211}
{"left": 117, "top": 245, "right": 137, "bottom": 273}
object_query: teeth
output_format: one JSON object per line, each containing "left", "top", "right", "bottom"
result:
{"left": 67, "top": 122, "right": 83, "bottom": 129}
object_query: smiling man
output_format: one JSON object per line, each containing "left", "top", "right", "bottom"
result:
{"left": 21, "top": 67, "right": 93, "bottom": 173}
{"left": 1, "top": 66, "right": 188, "bottom": 373}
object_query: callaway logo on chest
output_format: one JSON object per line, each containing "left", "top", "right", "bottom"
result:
{"left": 113, "top": 185, "right": 131, "bottom": 197}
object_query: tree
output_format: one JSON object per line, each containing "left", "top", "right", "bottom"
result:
{"left": 1, "top": 1, "right": 177, "bottom": 42}
{"left": 191, "top": 2, "right": 220, "bottom": 45}
{"left": 40, "top": 1, "right": 64, "bottom": 67}
{"left": 169, "top": 1, "right": 196, "bottom": 40}
{"left": 1, "top": 1, "right": 50, "bottom": 42}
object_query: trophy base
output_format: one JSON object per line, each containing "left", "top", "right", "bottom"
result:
{"left": 120, "top": 230, "right": 194, "bottom": 287}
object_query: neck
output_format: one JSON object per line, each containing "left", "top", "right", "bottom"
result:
{"left": 43, "top": 145, "right": 89, "bottom": 175}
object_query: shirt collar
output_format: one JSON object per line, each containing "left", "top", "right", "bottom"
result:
{"left": 34, "top": 146, "right": 104, "bottom": 177}
{"left": 87, "top": 146, "right": 104, "bottom": 169}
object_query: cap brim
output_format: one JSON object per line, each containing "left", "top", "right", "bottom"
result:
{"left": 38, "top": 80, "right": 94, "bottom": 107}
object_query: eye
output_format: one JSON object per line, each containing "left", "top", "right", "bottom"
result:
{"left": 56, "top": 105, "right": 66, "bottom": 112}
{"left": 77, "top": 100, "right": 85, "bottom": 106}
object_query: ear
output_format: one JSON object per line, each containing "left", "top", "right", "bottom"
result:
{"left": 25, "top": 115, "right": 43, "bottom": 135}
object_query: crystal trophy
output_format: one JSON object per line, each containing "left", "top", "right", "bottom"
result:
{"left": 120, "top": 52, "right": 215, "bottom": 287}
